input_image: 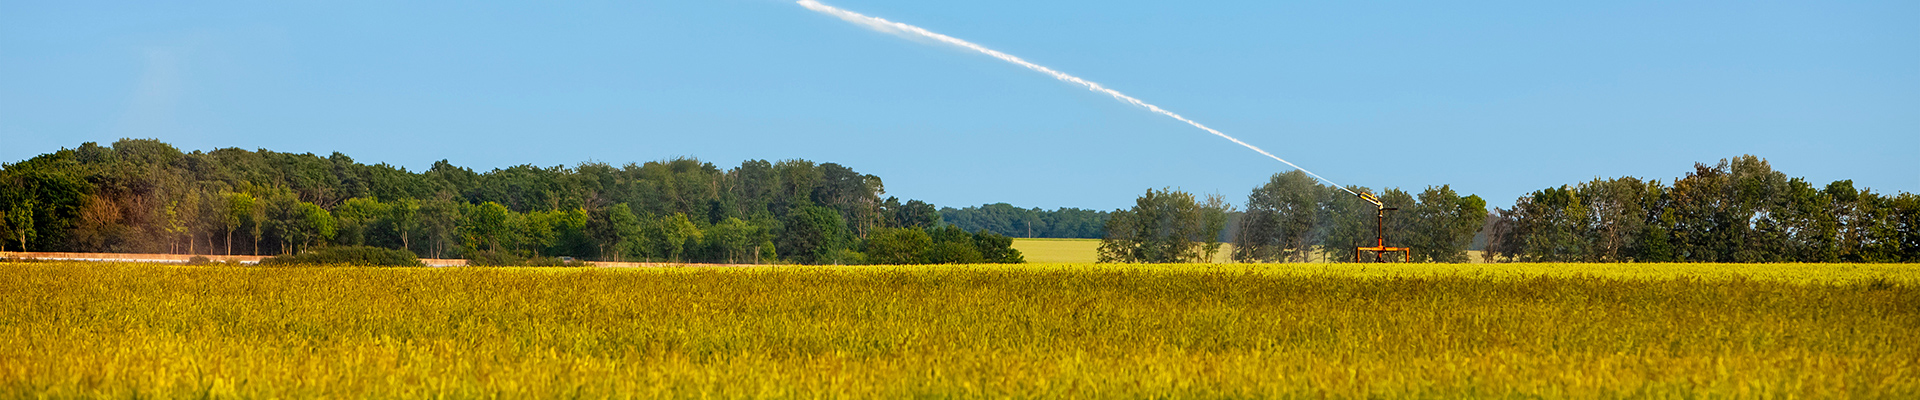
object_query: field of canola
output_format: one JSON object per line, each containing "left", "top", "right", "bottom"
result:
{"left": 2, "top": 261, "right": 1915, "bottom": 398}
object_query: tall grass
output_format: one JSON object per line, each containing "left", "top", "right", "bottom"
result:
{"left": 1, "top": 262, "right": 1914, "bottom": 398}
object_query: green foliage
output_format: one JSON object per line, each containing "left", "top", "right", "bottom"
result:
{"left": 259, "top": 245, "right": 424, "bottom": 267}
{"left": 464, "top": 250, "right": 588, "bottom": 267}
{"left": 589, "top": 203, "right": 644, "bottom": 262}
{"left": 846, "top": 225, "right": 1029, "bottom": 265}
{"left": 1406, "top": 186, "right": 1487, "bottom": 263}
{"left": 1488, "top": 155, "right": 1920, "bottom": 263}
{"left": 418, "top": 196, "right": 462, "bottom": 259}
{"left": 1233, "top": 171, "right": 1324, "bottom": 262}
{"left": 464, "top": 250, "right": 526, "bottom": 267}
{"left": 461, "top": 202, "right": 513, "bottom": 254}
{"left": 1232, "top": 171, "right": 1488, "bottom": 263}
{"left": 884, "top": 198, "right": 941, "bottom": 229}
{"left": 700, "top": 217, "right": 769, "bottom": 264}
{"left": 925, "top": 241, "right": 982, "bottom": 264}
{"left": 779, "top": 206, "right": 848, "bottom": 264}
{"left": 1099, "top": 188, "right": 1227, "bottom": 263}
{"left": 939, "top": 203, "right": 1109, "bottom": 238}
{"left": 0, "top": 140, "right": 943, "bottom": 265}
{"left": 863, "top": 227, "right": 932, "bottom": 265}
{"left": 643, "top": 213, "right": 703, "bottom": 262}
{"left": 971, "top": 230, "right": 1024, "bottom": 264}
{"left": 1, "top": 199, "right": 33, "bottom": 252}
{"left": 332, "top": 197, "right": 388, "bottom": 247}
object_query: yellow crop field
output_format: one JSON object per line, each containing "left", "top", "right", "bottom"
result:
{"left": 3, "top": 261, "right": 1916, "bottom": 398}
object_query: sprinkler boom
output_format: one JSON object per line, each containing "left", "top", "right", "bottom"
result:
{"left": 1353, "top": 191, "right": 1410, "bottom": 262}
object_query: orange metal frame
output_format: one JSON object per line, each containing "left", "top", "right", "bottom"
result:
{"left": 1354, "top": 196, "right": 1410, "bottom": 262}
{"left": 1356, "top": 246, "right": 1411, "bottom": 262}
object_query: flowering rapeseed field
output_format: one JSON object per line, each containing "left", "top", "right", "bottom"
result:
{"left": 2, "top": 262, "right": 1914, "bottom": 398}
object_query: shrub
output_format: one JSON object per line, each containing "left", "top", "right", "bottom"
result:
{"left": 465, "top": 251, "right": 589, "bottom": 267}
{"left": 186, "top": 256, "right": 213, "bottom": 266}
{"left": 259, "top": 246, "right": 424, "bottom": 267}
{"left": 864, "top": 227, "right": 933, "bottom": 265}
{"left": 465, "top": 251, "right": 523, "bottom": 267}
{"left": 926, "top": 242, "right": 983, "bottom": 264}
{"left": 524, "top": 256, "right": 590, "bottom": 267}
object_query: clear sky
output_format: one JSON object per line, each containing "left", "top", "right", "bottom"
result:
{"left": 4, "top": 1, "right": 1915, "bottom": 211}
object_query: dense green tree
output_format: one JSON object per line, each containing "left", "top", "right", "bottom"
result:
{"left": 925, "top": 225, "right": 984, "bottom": 264}
{"left": 388, "top": 198, "right": 419, "bottom": 253}
{"left": 926, "top": 241, "right": 982, "bottom": 264}
{"left": 586, "top": 203, "right": 642, "bottom": 262}
{"left": 1099, "top": 188, "right": 1226, "bottom": 263}
{"left": 1233, "top": 171, "right": 1324, "bottom": 262}
{"left": 461, "top": 201, "right": 513, "bottom": 254}
{"left": 332, "top": 197, "right": 387, "bottom": 247}
{"left": 864, "top": 227, "right": 932, "bottom": 265}
{"left": 1513, "top": 186, "right": 1586, "bottom": 262}
{"left": 939, "top": 203, "right": 1110, "bottom": 238}
{"left": 3, "top": 200, "right": 32, "bottom": 252}
{"left": 884, "top": 198, "right": 941, "bottom": 229}
{"left": 245, "top": 193, "right": 266, "bottom": 255}
{"left": 779, "top": 205, "right": 847, "bottom": 264}
{"left": 704, "top": 217, "right": 770, "bottom": 264}
{"left": 297, "top": 202, "right": 336, "bottom": 253}
{"left": 1406, "top": 185, "right": 1487, "bottom": 263}
{"left": 644, "top": 213, "right": 703, "bottom": 262}
{"left": 971, "top": 230, "right": 1024, "bottom": 264}
{"left": 418, "top": 195, "right": 462, "bottom": 259}
{"left": 1893, "top": 193, "right": 1920, "bottom": 261}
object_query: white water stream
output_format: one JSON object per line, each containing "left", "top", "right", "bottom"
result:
{"left": 797, "top": 0, "right": 1361, "bottom": 196}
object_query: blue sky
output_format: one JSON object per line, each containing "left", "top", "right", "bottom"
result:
{"left": 4, "top": 0, "right": 1915, "bottom": 211}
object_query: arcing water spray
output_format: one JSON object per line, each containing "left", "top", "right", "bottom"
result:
{"left": 796, "top": 0, "right": 1362, "bottom": 197}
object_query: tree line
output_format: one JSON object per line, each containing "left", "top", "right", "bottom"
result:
{"left": 0, "top": 139, "right": 1018, "bottom": 265}
{"left": 1095, "top": 172, "right": 1489, "bottom": 264}
{"left": 939, "top": 203, "right": 1109, "bottom": 239}
{"left": 1227, "top": 171, "right": 1488, "bottom": 263}
{"left": 1484, "top": 155, "right": 1920, "bottom": 263}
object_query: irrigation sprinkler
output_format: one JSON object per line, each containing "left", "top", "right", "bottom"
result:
{"left": 1354, "top": 192, "right": 1411, "bottom": 263}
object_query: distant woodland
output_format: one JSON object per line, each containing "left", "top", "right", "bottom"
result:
{"left": 3, "top": 141, "right": 1912, "bottom": 264}
{"left": 1188, "top": 156, "right": 1918, "bottom": 264}
{"left": 1091, "top": 175, "right": 1487, "bottom": 264}
{"left": 1226, "top": 172, "right": 1488, "bottom": 264}
{"left": 1485, "top": 156, "right": 1920, "bottom": 263}
{"left": 939, "top": 204, "right": 1109, "bottom": 239}
{"left": 0, "top": 139, "right": 1018, "bottom": 265}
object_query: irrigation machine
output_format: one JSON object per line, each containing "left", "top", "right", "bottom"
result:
{"left": 1354, "top": 192, "right": 1411, "bottom": 263}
